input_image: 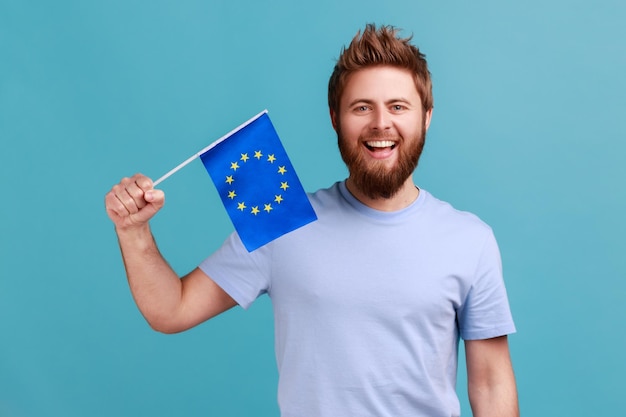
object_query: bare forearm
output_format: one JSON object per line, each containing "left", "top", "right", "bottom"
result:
{"left": 469, "top": 378, "right": 519, "bottom": 417}
{"left": 116, "top": 225, "right": 183, "bottom": 331}
{"left": 106, "top": 174, "right": 237, "bottom": 333}
{"left": 466, "top": 336, "right": 519, "bottom": 417}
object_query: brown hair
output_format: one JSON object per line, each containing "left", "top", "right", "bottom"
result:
{"left": 328, "top": 23, "right": 433, "bottom": 114}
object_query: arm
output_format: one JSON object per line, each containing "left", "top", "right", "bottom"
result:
{"left": 465, "top": 336, "right": 519, "bottom": 417}
{"left": 105, "top": 174, "right": 237, "bottom": 334}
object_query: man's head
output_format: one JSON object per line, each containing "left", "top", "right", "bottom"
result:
{"left": 328, "top": 24, "right": 434, "bottom": 201}
{"left": 328, "top": 24, "right": 433, "bottom": 118}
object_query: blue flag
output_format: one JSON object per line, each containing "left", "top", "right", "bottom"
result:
{"left": 199, "top": 111, "right": 317, "bottom": 251}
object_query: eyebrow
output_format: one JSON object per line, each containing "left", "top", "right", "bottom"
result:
{"left": 346, "top": 98, "right": 413, "bottom": 107}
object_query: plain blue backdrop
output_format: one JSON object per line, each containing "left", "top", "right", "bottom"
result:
{"left": 1, "top": 1, "right": 624, "bottom": 416}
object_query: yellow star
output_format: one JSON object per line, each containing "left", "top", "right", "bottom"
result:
{"left": 237, "top": 202, "right": 246, "bottom": 211}
{"left": 227, "top": 190, "right": 237, "bottom": 199}
{"left": 277, "top": 166, "right": 287, "bottom": 175}
{"left": 267, "top": 154, "right": 276, "bottom": 163}
{"left": 225, "top": 175, "right": 234, "bottom": 185}
{"left": 240, "top": 153, "right": 249, "bottom": 162}
{"left": 264, "top": 203, "right": 273, "bottom": 213}
{"left": 274, "top": 195, "right": 283, "bottom": 204}
{"left": 251, "top": 206, "right": 260, "bottom": 215}
{"left": 280, "top": 181, "right": 289, "bottom": 191}
{"left": 230, "top": 161, "right": 240, "bottom": 171}
{"left": 254, "top": 150, "right": 263, "bottom": 159}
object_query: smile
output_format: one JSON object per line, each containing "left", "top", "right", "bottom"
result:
{"left": 365, "top": 140, "right": 397, "bottom": 151}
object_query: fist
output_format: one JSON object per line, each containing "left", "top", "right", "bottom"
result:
{"left": 105, "top": 174, "right": 165, "bottom": 230}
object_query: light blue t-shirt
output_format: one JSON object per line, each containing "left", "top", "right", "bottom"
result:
{"left": 200, "top": 181, "right": 515, "bottom": 417}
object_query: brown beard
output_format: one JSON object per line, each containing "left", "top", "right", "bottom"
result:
{"left": 337, "top": 124, "right": 426, "bottom": 200}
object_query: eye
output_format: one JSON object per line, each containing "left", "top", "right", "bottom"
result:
{"left": 350, "top": 104, "right": 370, "bottom": 114}
{"left": 391, "top": 104, "right": 406, "bottom": 111}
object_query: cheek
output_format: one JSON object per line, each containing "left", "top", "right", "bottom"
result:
{"left": 396, "top": 121, "right": 422, "bottom": 140}
{"left": 338, "top": 116, "right": 367, "bottom": 141}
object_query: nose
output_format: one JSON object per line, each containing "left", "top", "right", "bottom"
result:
{"left": 369, "top": 108, "right": 392, "bottom": 131}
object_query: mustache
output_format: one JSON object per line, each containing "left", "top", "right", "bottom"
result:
{"left": 359, "top": 131, "right": 402, "bottom": 141}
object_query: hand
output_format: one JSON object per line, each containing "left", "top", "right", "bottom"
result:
{"left": 105, "top": 173, "right": 165, "bottom": 231}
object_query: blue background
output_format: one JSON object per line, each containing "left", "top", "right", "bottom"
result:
{"left": 1, "top": 1, "right": 624, "bottom": 416}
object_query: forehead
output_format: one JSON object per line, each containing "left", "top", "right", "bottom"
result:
{"left": 341, "top": 66, "right": 420, "bottom": 105}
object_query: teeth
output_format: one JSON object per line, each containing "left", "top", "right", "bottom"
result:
{"left": 366, "top": 140, "right": 395, "bottom": 148}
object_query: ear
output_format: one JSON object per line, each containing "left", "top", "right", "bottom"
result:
{"left": 330, "top": 109, "right": 338, "bottom": 131}
{"left": 424, "top": 108, "right": 433, "bottom": 131}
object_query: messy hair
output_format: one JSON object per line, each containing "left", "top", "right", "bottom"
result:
{"left": 328, "top": 23, "right": 433, "bottom": 114}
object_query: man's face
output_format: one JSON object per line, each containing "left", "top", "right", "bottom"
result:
{"left": 332, "top": 66, "right": 432, "bottom": 200}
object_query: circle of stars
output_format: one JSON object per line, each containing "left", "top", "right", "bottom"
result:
{"left": 224, "top": 150, "right": 290, "bottom": 216}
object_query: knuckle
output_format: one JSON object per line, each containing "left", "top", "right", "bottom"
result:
{"left": 119, "top": 194, "right": 134, "bottom": 206}
{"left": 108, "top": 200, "right": 126, "bottom": 216}
{"left": 128, "top": 189, "right": 142, "bottom": 199}
{"left": 135, "top": 175, "right": 153, "bottom": 190}
{"left": 104, "top": 191, "right": 115, "bottom": 205}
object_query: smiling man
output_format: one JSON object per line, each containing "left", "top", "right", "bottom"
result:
{"left": 105, "top": 24, "right": 518, "bottom": 417}
{"left": 333, "top": 65, "right": 431, "bottom": 208}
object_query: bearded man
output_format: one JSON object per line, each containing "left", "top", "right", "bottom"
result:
{"left": 105, "top": 24, "right": 519, "bottom": 417}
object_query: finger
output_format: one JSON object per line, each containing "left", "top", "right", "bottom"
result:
{"left": 133, "top": 189, "right": 165, "bottom": 223}
{"left": 145, "top": 189, "right": 165, "bottom": 208}
{"left": 104, "top": 189, "right": 130, "bottom": 218}
{"left": 132, "top": 174, "right": 154, "bottom": 192}
{"left": 112, "top": 178, "right": 144, "bottom": 215}
{"left": 124, "top": 180, "right": 148, "bottom": 211}
{"left": 129, "top": 174, "right": 157, "bottom": 210}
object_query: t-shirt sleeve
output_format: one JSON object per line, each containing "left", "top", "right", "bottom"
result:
{"left": 198, "top": 232, "right": 271, "bottom": 310}
{"left": 457, "top": 230, "right": 516, "bottom": 340}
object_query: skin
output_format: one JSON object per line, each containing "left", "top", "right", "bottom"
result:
{"left": 105, "top": 64, "right": 518, "bottom": 416}
{"left": 331, "top": 66, "right": 432, "bottom": 211}
{"left": 466, "top": 336, "right": 519, "bottom": 417}
{"left": 104, "top": 175, "right": 235, "bottom": 334}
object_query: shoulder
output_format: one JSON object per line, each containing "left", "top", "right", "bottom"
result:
{"left": 308, "top": 181, "right": 342, "bottom": 202}
{"left": 419, "top": 189, "right": 493, "bottom": 235}
{"left": 306, "top": 182, "right": 349, "bottom": 214}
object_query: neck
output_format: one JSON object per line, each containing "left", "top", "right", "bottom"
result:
{"left": 345, "top": 176, "right": 419, "bottom": 212}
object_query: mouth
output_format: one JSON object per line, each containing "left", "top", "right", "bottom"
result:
{"left": 365, "top": 140, "right": 397, "bottom": 152}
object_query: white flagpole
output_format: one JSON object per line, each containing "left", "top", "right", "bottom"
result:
{"left": 151, "top": 109, "right": 268, "bottom": 187}
{"left": 152, "top": 153, "right": 198, "bottom": 187}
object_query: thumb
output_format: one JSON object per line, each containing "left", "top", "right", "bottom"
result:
{"left": 144, "top": 189, "right": 165, "bottom": 207}
{"left": 132, "top": 189, "right": 165, "bottom": 223}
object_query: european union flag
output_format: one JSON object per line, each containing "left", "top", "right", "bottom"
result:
{"left": 199, "top": 111, "right": 317, "bottom": 252}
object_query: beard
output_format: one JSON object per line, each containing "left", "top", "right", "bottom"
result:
{"left": 337, "top": 124, "right": 426, "bottom": 200}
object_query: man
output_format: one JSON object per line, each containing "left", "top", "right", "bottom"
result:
{"left": 105, "top": 24, "right": 518, "bottom": 416}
